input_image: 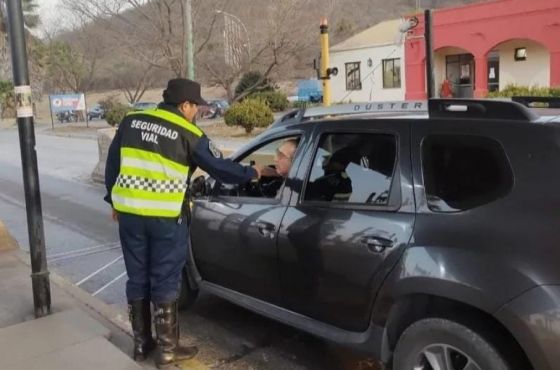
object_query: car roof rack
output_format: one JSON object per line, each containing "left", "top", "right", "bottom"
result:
{"left": 511, "top": 96, "right": 560, "bottom": 109}
{"left": 270, "top": 98, "right": 539, "bottom": 128}
{"left": 428, "top": 99, "right": 539, "bottom": 122}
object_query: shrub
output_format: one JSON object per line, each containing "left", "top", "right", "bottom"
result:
{"left": 234, "top": 71, "right": 274, "bottom": 98}
{"left": 0, "top": 80, "right": 15, "bottom": 119}
{"left": 251, "top": 91, "right": 289, "bottom": 112}
{"left": 488, "top": 84, "right": 560, "bottom": 98}
{"left": 98, "top": 95, "right": 120, "bottom": 114}
{"left": 224, "top": 98, "right": 274, "bottom": 134}
{"left": 105, "top": 103, "right": 132, "bottom": 127}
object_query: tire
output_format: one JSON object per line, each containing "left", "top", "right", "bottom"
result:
{"left": 177, "top": 268, "right": 199, "bottom": 310}
{"left": 393, "top": 318, "right": 510, "bottom": 370}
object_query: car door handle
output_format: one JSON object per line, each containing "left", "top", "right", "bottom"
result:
{"left": 256, "top": 221, "right": 276, "bottom": 238}
{"left": 360, "top": 236, "right": 393, "bottom": 253}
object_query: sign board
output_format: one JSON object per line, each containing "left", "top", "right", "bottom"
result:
{"left": 49, "top": 94, "right": 86, "bottom": 113}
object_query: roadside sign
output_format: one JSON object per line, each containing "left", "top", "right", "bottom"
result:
{"left": 49, "top": 94, "right": 86, "bottom": 113}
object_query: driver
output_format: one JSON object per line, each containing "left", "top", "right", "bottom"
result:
{"left": 259, "top": 138, "right": 299, "bottom": 197}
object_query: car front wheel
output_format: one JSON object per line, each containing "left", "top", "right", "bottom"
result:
{"left": 393, "top": 318, "right": 510, "bottom": 370}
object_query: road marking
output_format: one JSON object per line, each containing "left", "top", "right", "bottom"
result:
{"left": 92, "top": 271, "right": 127, "bottom": 296}
{"left": 49, "top": 243, "right": 121, "bottom": 262}
{"left": 76, "top": 255, "right": 124, "bottom": 286}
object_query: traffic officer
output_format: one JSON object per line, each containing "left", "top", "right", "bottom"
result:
{"left": 104, "top": 78, "right": 263, "bottom": 368}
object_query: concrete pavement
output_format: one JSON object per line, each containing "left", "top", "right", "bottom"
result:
{"left": 0, "top": 221, "right": 204, "bottom": 370}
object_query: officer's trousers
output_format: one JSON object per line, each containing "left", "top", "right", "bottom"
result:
{"left": 118, "top": 213, "right": 188, "bottom": 304}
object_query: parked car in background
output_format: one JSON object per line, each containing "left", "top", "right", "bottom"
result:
{"left": 56, "top": 110, "right": 79, "bottom": 123}
{"left": 197, "top": 99, "right": 230, "bottom": 120}
{"left": 132, "top": 102, "right": 158, "bottom": 111}
{"left": 87, "top": 105, "right": 105, "bottom": 120}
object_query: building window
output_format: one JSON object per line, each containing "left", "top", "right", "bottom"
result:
{"left": 345, "top": 62, "right": 361, "bottom": 91}
{"left": 514, "top": 47, "right": 527, "bottom": 61}
{"left": 383, "top": 58, "right": 401, "bottom": 89}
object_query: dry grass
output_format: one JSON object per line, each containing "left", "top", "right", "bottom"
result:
{"left": 200, "top": 120, "right": 265, "bottom": 139}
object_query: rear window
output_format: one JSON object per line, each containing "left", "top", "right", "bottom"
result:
{"left": 422, "top": 135, "right": 513, "bottom": 212}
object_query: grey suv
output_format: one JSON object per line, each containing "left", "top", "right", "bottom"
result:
{"left": 181, "top": 99, "right": 560, "bottom": 370}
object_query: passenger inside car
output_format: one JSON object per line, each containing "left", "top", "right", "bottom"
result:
{"left": 305, "top": 148, "right": 353, "bottom": 202}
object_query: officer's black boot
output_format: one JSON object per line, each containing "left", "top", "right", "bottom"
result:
{"left": 154, "top": 301, "right": 198, "bottom": 368}
{"left": 128, "top": 299, "right": 156, "bottom": 361}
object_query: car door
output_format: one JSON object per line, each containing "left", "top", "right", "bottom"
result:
{"left": 277, "top": 120, "right": 415, "bottom": 332}
{"left": 190, "top": 130, "right": 307, "bottom": 305}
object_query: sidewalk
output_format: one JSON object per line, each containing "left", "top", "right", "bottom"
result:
{"left": 0, "top": 221, "right": 203, "bottom": 370}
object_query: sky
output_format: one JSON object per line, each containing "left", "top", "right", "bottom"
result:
{"left": 35, "top": 0, "right": 63, "bottom": 36}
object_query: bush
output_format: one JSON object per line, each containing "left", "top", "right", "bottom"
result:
{"left": 234, "top": 71, "right": 274, "bottom": 98}
{"left": 224, "top": 98, "right": 274, "bottom": 134}
{"left": 251, "top": 91, "right": 289, "bottom": 112}
{"left": 0, "top": 80, "right": 15, "bottom": 119}
{"left": 488, "top": 84, "right": 560, "bottom": 98}
{"left": 105, "top": 103, "right": 132, "bottom": 127}
{"left": 98, "top": 95, "right": 120, "bottom": 114}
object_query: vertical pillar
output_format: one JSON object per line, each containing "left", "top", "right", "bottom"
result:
{"left": 474, "top": 56, "right": 488, "bottom": 98}
{"left": 550, "top": 51, "right": 560, "bottom": 87}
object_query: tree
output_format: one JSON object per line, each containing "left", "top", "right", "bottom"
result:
{"left": 43, "top": 21, "right": 102, "bottom": 94}
{"left": 114, "top": 61, "right": 156, "bottom": 104}
{"left": 199, "top": 0, "right": 336, "bottom": 102}
{"left": 62, "top": 0, "right": 225, "bottom": 78}
{"left": 0, "top": 0, "right": 40, "bottom": 80}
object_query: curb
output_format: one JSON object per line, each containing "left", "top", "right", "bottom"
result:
{"left": 0, "top": 221, "right": 18, "bottom": 251}
{"left": 13, "top": 249, "right": 132, "bottom": 336}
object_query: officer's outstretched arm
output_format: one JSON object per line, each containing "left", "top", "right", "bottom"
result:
{"left": 192, "top": 136, "right": 258, "bottom": 184}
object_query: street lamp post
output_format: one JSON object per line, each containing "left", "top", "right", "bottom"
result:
{"left": 5, "top": 0, "right": 51, "bottom": 318}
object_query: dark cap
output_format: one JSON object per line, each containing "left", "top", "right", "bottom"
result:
{"left": 163, "top": 78, "right": 208, "bottom": 106}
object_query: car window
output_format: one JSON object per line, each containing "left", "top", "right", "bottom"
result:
{"left": 303, "top": 133, "right": 397, "bottom": 205}
{"left": 422, "top": 134, "right": 514, "bottom": 212}
{"left": 216, "top": 135, "right": 301, "bottom": 199}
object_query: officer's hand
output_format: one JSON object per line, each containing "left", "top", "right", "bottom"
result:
{"left": 259, "top": 165, "right": 280, "bottom": 177}
{"left": 252, "top": 165, "right": 262, "bottom": 179}
{"left": 111, "top": 209, "right": 119, "bottom": 222}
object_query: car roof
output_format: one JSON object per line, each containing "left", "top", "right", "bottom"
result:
{"left": 271, "top": 98, "right": 551, "bottom": 129}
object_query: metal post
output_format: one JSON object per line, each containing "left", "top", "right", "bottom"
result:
{"left": 84, "top": 93, "right": 89, "bottom": 128}
{"left": 320, "top": 17, "right": 331, "bottom": 107}
{"left": 6, "top": 0, "right": 51, "bottom": 318}
{"left": 48, "top": 95, "right": 54, "bottom": 130}
{"left": 424, "top": 9, "right": 435, "bottom": 98}
{"left": 185, "top": 0, "right": 194, "bottom": 79}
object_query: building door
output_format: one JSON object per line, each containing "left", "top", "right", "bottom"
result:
{"left": 446, "top": 54, "right": 475, "bottom": 98}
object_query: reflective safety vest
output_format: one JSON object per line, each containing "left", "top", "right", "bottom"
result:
{"left": 111, "top": 108, "right": 203, "bottom": 217}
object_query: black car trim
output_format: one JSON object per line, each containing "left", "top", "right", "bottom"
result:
{"left": 200, "top": 280, "right": 386, "bottom": 356}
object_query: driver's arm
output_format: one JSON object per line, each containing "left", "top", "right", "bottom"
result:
{"left": 191, "top": 135, "right": 260, "bottom": 184}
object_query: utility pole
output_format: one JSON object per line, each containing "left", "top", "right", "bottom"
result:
{"left": 425, "top": 9, "right": 435, "bottom": 98}
{"left": 185, "top": 0, "right": 194, "bottom": 79}
{"left": 6, "top": 0, "right": 51, "bottom": 317}
{"left": 320, "top": 17, "right": 331, "bottom": 107}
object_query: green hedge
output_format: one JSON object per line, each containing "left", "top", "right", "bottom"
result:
{"left": 488, "top": 84, "right": 560, "bottom": 98}
{"left": 224, "top": 98, "right": 274, "bottom": 134}
{"left": 106, "top": 103, "right": 132, "bottom": 127}
{"left": 250, "top": 91, "right": 289, "bottom": 112}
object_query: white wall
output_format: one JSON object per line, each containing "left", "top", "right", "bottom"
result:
{"left": 496, "top": 40, "right": 550, "bottom": 89}
{"left": 330, "top": 44, "right": 405, "bottom": 103}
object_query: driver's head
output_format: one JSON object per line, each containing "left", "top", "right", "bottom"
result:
{"left": 275, "top": 139, "right": 298, "bottom": 177}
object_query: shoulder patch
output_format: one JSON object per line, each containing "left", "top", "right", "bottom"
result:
{"left": 208, "top": 140, "right": 223, "bottom": 159}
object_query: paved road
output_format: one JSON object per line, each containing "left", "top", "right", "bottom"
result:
{"left": 0, "top": 127, "right": 380, "bottom": 370}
